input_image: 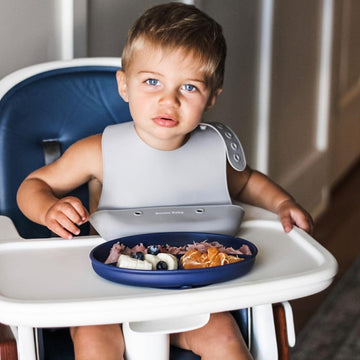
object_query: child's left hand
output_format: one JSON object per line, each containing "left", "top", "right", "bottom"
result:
{"left": 276, "top": 199, "right": 314, "bottom": 235}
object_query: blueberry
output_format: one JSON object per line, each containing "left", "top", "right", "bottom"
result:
{"left": 156, "top": 261, "right": 168, "bottom": 270}
{"left": 133, "top": 251, "right": 145, "bottom": 260}
{"left": 147, "top": 245, "right": 160, "bottom": 255}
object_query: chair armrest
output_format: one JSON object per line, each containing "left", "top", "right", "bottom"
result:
{"left": 0, "top": 216, "right": 22, "bottom": 241}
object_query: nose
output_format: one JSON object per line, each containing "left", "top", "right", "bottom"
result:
{"left": 158, "top": 89, "right": 180, "bottom": 107}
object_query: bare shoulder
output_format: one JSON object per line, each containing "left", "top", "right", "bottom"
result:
{"left": 61, "top": 134, "right": 102, "bottom": 158}
{"left": 60, "top": 134, "right": 103, "bottom": 181}
{"left": 70, "top": 133, "right": 102, "bottom": 153}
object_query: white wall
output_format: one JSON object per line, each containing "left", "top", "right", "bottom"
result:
{"left": 265, "top": 0, "right": 329, "bottom": 214}
{"left": 87, "top": 0, "right": 165, "bottom": 58}
{"left": 330, "top": 0, "right": 360, "bottom": 185}
{"left": 0, "top": 0, "right": 60, "bottom": 78}
{"left": 0, "top": 0, "right": 87, "bottom": 79}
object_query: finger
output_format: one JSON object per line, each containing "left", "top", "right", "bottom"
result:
{"left": 60, "top": 201, "right": 86, "bottom": 226}
{"left": 299, "top": 215, "right": 314, "bottom": 235}
{"left": 62, "top": 197, "right": 89, "bottom": 224}
{"left": 69, "top": 199, "right": 90, "bottom": 223}
{"left": 47, "top": 209, "right": 81, "bottom": 238}
{"left": 279, "top": 214, "right": 294, "bottom": 233}
{"left": 307, "top": 215, "right": 314, "bottom": 235}
{"left": 48, "top": 219, "right": 76, "bottom": 240}
{"left": 59, "top": 213, "right": 82, "bottom": 235}
{"left": 291, "top": 211, "right": 314, "bottom": 235}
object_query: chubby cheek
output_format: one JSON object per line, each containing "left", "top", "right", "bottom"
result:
{"left": 187, "top": 102, "right": 208, "bottom": 123}
{"left": 127, "top": 94, "right": 152, "bottom": 120}
{"left": 128, "top": 102, "right": 144, "bottom": 122}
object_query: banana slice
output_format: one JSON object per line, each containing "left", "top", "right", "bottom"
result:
{"left": 135, "top": 259, "right": 153, "bottom": 270}
{"left": 117, "top": 254, "right": 132, "bottom": 268}
{"left": 116, "top": 253, "right": 178, "bottom": 271}
{"left": 156, "top": 253, "right": 178, "bottom": 270}
{"left": 117, "top": 254, "right": 152, "bottom": 270}
{"left": 144, "top": 254, "right": 159, "bottom": 270}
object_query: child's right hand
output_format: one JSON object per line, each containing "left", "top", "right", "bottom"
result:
{"left": 44, "top": 196, "right": 89, "bottom": 239}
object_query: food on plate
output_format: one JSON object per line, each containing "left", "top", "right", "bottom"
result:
{"left": 180, "top": 247, "right": 242, "bottom": 269}
{"left": 147, "top": 244, "right": 161, "bottom": 255}
{"left": 144, "top": 254, "right": 159, "bottom": 269}
{"left": 105, "top": 240, "right": 251, "bottom": 264}
{"left": 117, "top": 254, "right": 152, "bottom": 270}
{"left": 156, "top": 253, "right": 178, "bottom": 270}
{"left": 156, "top": 261, "right": 168, "bottom": 270}
{"left": 133, "top": 251, "right": 145, "bottom": 260}
{"left": 105, "top": 240, "right": 250, "bottom": 271}
{"left": 116, "top": 252, "right": 178, "bottom": 271}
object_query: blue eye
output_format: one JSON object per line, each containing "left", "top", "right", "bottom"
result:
{"left": 146, "top": 79, "right": 159, "bottom": 86}
{"left": 182, "top": 84, "right": 196, "bottom": 92}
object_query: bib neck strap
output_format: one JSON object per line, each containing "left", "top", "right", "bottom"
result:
{"left": 199, "top": 122, "right": 246, "bottom": 171}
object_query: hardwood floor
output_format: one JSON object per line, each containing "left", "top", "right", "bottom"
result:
{"left": 291, "top": 158, "right": 360, "bottom": 333}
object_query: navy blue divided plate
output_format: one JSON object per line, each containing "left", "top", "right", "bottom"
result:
{"left": 90, "top": 232, "right": 257, "bottom": 289}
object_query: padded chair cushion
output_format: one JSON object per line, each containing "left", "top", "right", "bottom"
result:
{"left": 0, "top": 66, "right": 131, "bottom": 238}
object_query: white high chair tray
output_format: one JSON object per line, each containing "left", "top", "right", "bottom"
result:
{"left": 0, "top": 206, "right": 337, "bottom": 328}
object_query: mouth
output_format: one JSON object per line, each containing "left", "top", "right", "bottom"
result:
{"left": 152, "top": 115, "right": 178, "bottom": 128}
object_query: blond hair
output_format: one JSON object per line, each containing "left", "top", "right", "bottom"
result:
{"left": 121, "top": 2, "right": 227, "bottom": 95}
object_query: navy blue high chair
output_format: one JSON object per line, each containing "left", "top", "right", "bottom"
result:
{"left": 0, "top": 59, "right": 292, "bottom": 360}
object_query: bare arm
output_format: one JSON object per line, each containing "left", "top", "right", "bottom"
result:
{"left": 17, "top": 134, "right": 103, "bottom": 239}
{"left": 227, "top": 164, "right": 314, "bottom": 234}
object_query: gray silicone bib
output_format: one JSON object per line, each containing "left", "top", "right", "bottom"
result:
{"left": 90, "top": 121, "right": 246, "bottom": 240}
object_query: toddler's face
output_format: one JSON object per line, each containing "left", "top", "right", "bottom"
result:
{"left": 116, "top": 43, "right": 217, "bottom": 150}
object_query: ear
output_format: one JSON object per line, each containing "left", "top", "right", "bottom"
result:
{"left": 206, "top": 88, "right": 222, "bottom": 109}
{"left": 116, "top": 70, "right": 129, "bottom": 102}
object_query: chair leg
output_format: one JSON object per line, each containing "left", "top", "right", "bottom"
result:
{"left": 0, "top": 323, "right": 18, "bottom": 360}
{"left": 273, "top": 304, "right": 289, "bottom": 360}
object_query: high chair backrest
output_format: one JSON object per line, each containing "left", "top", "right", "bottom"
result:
{"left": 0, "top": 58, "right": 131, "bottom": 239}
